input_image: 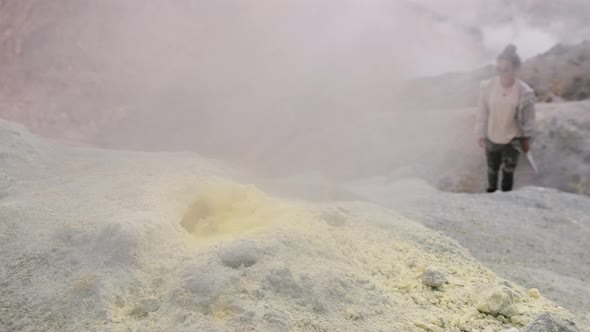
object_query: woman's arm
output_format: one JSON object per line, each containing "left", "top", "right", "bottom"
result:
{"left": 519, "top": 91, "right": 536, "bottom": 138}
{"left": 475, "top": 80, "right": 491, "bottom": 143}
{"left": 518, "top": 88, "right": 536, "bottom": 152}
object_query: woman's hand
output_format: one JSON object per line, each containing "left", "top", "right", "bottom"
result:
{"left": 479, "top": 138, "right": 486, "bottom": 149}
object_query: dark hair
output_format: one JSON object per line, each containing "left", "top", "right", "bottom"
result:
{"left": 497, "top": 44, "right": 521, "bottom": 68}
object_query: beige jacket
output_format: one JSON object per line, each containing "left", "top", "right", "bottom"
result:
{"left": 475, "top": 79, "right": 537, "bottom": 139}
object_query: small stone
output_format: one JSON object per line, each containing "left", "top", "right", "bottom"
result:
{"left": 504, "top": 328, "right": 519, "bottom": 332}
{"left": 527, "top": 288, "right": 541, "bottom": 299}
{"left": 130, "top": 297, "right": 160, "bottom": 318}
{"left": 219, "top": 240, "right": 262, "bottom": 269}
{"left": 421, "top": 267, "right": 447, "bottom": 288}
{"left": 345, "top": 308, "right": 363, "bottom": 321}
{"left": 460, "top": 327, "right": 472, "bottom": 332}
{"left": 510, "top": 315, "right": 529, "bottom": 326}
{"left": 140, "top": 297, "right": 161, "bottom": 312}
{"left": 321, "top": 210, "right": 348, "bottom": 227}
{"left": 474, "top": 285, "right": 521, "bottom": 317}
{"left": 523, "top": 313, "right": 579, "bottom": 332}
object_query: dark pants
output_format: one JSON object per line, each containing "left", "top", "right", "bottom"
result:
{"left": 485, "top": 138, "right": 520, "bottom": 192}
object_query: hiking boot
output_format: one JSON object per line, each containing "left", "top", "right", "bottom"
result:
{"left": 501, "top": 171, "right": 514, "bottom": 192}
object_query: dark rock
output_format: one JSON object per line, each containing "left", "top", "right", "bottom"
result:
{"left": 523, "top": 313, "right": 579, "bottom": 332}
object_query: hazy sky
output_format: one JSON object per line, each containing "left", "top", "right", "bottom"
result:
{"left": 399, "top": 0, "right": 589, "bottom": 74}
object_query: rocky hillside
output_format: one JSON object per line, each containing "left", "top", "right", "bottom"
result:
{"left": 405, "top": 41, "right": 590, "bottom": 109}
{"left": 524, "top": 42, "right": 590, "bottom": 101}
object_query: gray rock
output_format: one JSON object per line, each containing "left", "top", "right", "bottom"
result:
{"left": 130, "top": 297, "right": 161, "bottom": 317}
{"left": 321, "top": 210, "right": 348, "bottom": 227}
{"left": 421, "top": 266, "right": 447, "bottom": 288}
{"left": 219, "top": 240, "right": 263, "bottom": 269}
{"left": 523, "top": 313, "right": 579, "bottom": 332}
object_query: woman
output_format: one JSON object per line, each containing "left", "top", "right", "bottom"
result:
{"left": 475, "top": 45, "right": 536, "bottom": 193}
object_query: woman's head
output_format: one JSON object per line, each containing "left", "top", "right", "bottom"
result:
{"left": 496, "top": 44, "right": 521, "bottom": 83}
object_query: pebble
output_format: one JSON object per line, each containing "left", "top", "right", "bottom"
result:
{"left": 421, "top": 266, "right": 447, "bottom": 288}
{"left": 527, "top": 288, "right": 541, "bottom": 299}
